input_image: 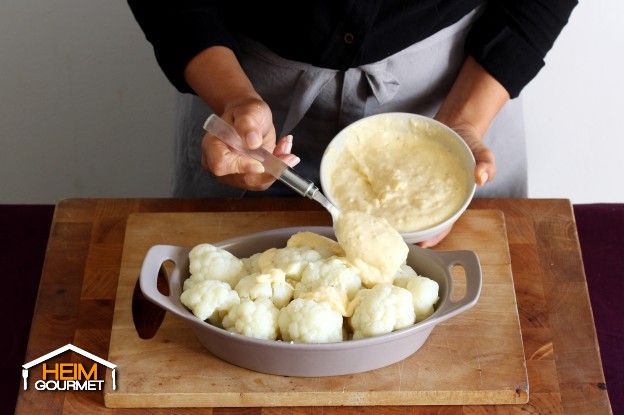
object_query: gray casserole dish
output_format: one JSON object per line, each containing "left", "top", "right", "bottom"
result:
{"left": 139, "top": 226, "right": 482, "bottom": 377}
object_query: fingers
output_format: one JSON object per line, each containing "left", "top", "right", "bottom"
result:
{"left": 216, "top": 174, "right": 272, "bottom": 191}
{"left": 277, "top": 153, "right": 301, "bottom": 168}
{"left": 228, "top": 152, "right": 266, "bottom": 175}
{"left": 464, "top": 138, "right": 496, "bottom": 186}
{"left": 475, "top": 161, "right": 495, "bottom": 186}
{"left": 224, "top": 151, "right": 301, "bottom": 191}
{"left": 274, "top": 134, "right": 293, "bottom": 156}
{"left": 440, "top": 121, "right": 497, "bottom": 187}
{"left": 207, "top": 133, "right": 301, "bottom": 191}
{"left": 274, "top": 134, "right": 301, "bottom": 166}
{"left": 234, "top": 115, "right": 263, "bottom": 149}
{"left": 231, "top": 102, "right": 271, "bottom": 149}
{"left": 202, "top": 133, "right": 265, "bottom": 175}
{"left": 471, "top": 144, "right": 496, "bottom": 186}
{"left": 416, "top": 225, "right": 453, "bottom": 248}
{"left": 206, "top": 98, "right": 290, "bottom": 190}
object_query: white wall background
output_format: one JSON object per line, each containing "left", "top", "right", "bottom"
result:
{"left": 0, "top": 1, "right": 622, "bottom": 204}
{"left": 0, "top": 1, "right": 174, "bottom": 203}
{"left": 522, "top": 1, "right": 624, "bottom": 203}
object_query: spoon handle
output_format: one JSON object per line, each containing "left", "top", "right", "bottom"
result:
{"left": 203, "top": 114, "right": 317, "bottom": 197}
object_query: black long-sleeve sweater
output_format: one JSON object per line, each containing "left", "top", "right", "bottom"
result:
{"left": 128, "top": 0, "right": 577, "bottom": 98}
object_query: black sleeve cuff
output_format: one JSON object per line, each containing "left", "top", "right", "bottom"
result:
{"left": 128, "top": 0, "right": 237, "bottom": 93}
{"left": 465, "top": 14, "right": 545, "bottom": 98}
{"left": 152, "top": 10, "right": 239, "bottom": 94}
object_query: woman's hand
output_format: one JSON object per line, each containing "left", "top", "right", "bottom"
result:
{"left": 418, "top": 56, "right": 509, "bottom": 248}
{"left": 417, "top": 124, "right": 494, "bottom": 248}
{"left": 437, "top": 120, "right": 496, "bottom": 186}
{"left": 417, "top": 225, "right": 453, "bottom": 249}
{"left": 201, "top": 97, "right": 300, "bottom": 191}
{"left": 184, "top": 47, "right": 299, "bottom": 191}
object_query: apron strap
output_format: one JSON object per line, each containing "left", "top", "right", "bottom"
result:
{"left": 280, "top": 67, "right": 338, "bottom": 137}
{"left": 281, "top": 60, "right": 401, "bottom": 135}
{"left": 362, "top": 60, "right": 401, "bottom": 105}
{"left": 339, "top": 62, "right": 401, "bottom": 128}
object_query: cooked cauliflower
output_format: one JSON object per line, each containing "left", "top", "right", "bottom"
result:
{"left": 188, "top": 243, "right": 244, "bottom": 288}
{"left": 349, "top": 283, "right": 415, "bottom": 339}
{"left": 287, "top": 232, "right": 344, "bottom": 258}
{"left": 294, "top": 287, "right": 349, "bottom": 317}
{"left": 278, "top": 298, "right": 343, "bottom": 343}
{"left": 392, "top": 264, "right": 418, "bottom": 288}
{"left": 234, "top": 268, "right": 294, "bottom": 309}
{"left": 401, "top": 275, "right": 439, "bottom": 322}
{"left": 335, "top": 211, "right": 408, "bottom": 287}
{"left": 257, "top": 247, "right": 323, "bottom": 281}
{"left": 180, "top": 279, "right": 240, "bottom": 322}
{"left": 183, "top": 229, "right": 432, "bottom": 343}
{"left": 293, "top": 257, "right": 362, "bottom": 316}
{"left": 299, "top": 257, "right": 362, "bottom": 299}
{"left": 222, "top": 298, "right": 280, "bottom": 340}
{"left": 241, "top": 252, "right": 262, "bottom": 275}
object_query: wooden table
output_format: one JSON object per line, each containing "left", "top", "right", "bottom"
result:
{"left": 15, "top": 198, "right": 612, "bottom": 414}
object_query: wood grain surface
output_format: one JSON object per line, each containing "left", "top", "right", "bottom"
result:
{"left": 14, "top": 198, "right": 612, "bottom": 414}
{"left": 103, "top": 209, "right": 526, "bottom": 407}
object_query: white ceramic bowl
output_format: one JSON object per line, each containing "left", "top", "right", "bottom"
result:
{"left": 320, "top": 112, "right": 476, "bottom": 244}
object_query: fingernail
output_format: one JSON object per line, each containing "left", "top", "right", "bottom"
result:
{"left": 246, "top": 132, "right": 261, "bottom": 148}
{"left": 249, "top": 162, "right": 265, "bottom": 174}
{"left": 479, "top": 171, "right": 489, "bottom": 185}
{"left": 284, "top": 135, "right": 293, "bottom": 154}
{"left": 287, "top": 155, "right": 300, "bottom": 167}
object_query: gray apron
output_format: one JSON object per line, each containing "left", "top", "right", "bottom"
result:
{"left": 173, "top": 8, "right": 527, "bottom": 198}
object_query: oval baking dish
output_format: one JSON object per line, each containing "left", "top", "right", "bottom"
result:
{"left": 139, "top": 226, "right": 482, "bottom": 377}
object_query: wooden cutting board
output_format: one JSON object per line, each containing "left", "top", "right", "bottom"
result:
{"left": 104, "top": 209, "right": 528, "bottom": 408}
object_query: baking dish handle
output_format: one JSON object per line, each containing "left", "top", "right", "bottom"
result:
{"left": 434, "top": 250, "right": 482, "bottom": 321}
{"left": 139, "top": 245, "right": 190, "bottom": 320}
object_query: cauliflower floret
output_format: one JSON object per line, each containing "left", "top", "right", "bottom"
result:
{"left": 349, "top": 283, "right": 415, "bottom": 339}
{"left": 180, "top": 279, "right": 240, "bottom": 322}
{"left": 278, "top": 298, "right": 343, "bottom": 343}
{"left": 257, "top": 247, "right": 323, "bottom": 281}
{"left": 222, "top": 298, "right": 279, "bottom": 340}
{"left": 299, "top": 257, "right": 361, "bottom": 299}
{"left": 188, "top": 243, "right": 244, "bottom": 288}
{"left": 294, "top": 287, "right": 349, "bottom": 317}
{"left": 293, "top": 257, "right": 362, "bottom": 316}
{"left": 392, "top": 264, "right": 418, "bottom": 288}
{"left": 402, "top": 275, "right": 439, "bottom": 322}
{"left": 241, "top": 252, "right": 262, "bottom": 275}
{"left": 286, "top": 232, "right": 344, "bottom": 258}
{"left": 335, "top": 211, "right": 408, "bottom": 287}
{"left": 234, "top": 268, "right": 294, "bottom": 309}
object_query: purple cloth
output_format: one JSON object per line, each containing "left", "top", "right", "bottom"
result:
{"left": 1, "top": 205, "right": 54, "bottom": 413}
{"left": 574, "top": 204, "right": 624, "bottom": 414}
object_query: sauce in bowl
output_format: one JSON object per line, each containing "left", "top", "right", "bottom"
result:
{"left": 323, "top": 113, "right": 473, "bottom": 233}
